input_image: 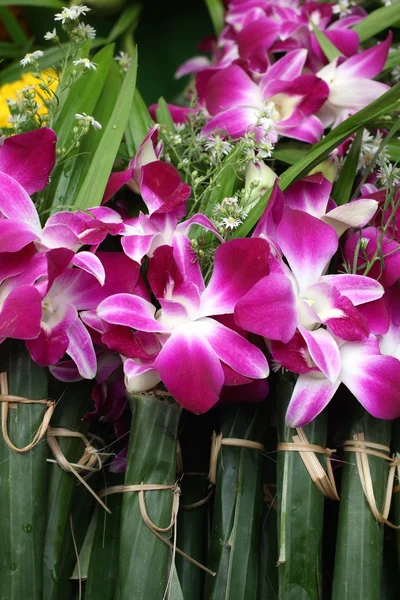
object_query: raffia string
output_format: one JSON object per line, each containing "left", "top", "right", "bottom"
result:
{"left": 0, "top": 372, "right": 55, "bottom": 454}
{"left": 277, "top": 427, "right": 340, "bottom": 501}
{"left": 343, "top": 433, "right": 400, "bottom": 529}
{"left": 208, "top": 431, "right": 265, "bottom": 485}
{"left": 98, "top": 483, "right": 216, "bottom": 576}
{"left": 47, "top": 426, "right": 111, "bottom": 513}
{"left": 393, "top": 453, "right": 400, "bottom": 494}
{"left": 180, "top": 473, "right": 214, "bottom": 510}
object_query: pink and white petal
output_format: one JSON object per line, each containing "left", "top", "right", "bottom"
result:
{"left": 278, "top": 115, "right": 324, "bottom": 144}
{"left": 158, "top": 298, "right": 190, "bottom": 329}
{"left": 0, "top": 127, "right": 57, "bottom": 194}
{"left": 49, "top": 359, "right": 83, "bottom": 382}
{"left": 202, "top": 106, "right": 260, "bottom": 139}
{"left": 102, "top": 168, "right": 132, "bottom": 204}
{"left": 340, "top": 342, "right": 400, "bottom": 420}
{"left": 336, "top": 32, "right": 392, "bottom": 80}
{"left": 175, "top": 56, "right": 211, "bottom": 78}
{"left": 276, "top": 208, "right": 338, "bottom": 292}
{"left": 329, "top": 79, "right": 389, "bottom": 111}
{"left": 172, "top": 234, "right": 205, "bottom": 292}
{"left": 26, "top": 304, "right": 77, "bottom": 366}
{"left": 71, "top": 252, "right": 106, "bottom": 285}
{"left": 285, "top": 373, "right": 340, "bottom": 427}
{"left": 271, "top": 333, "right": 318, "bottom": 375}
{"left": 199, "top": 317, "right": 269, "bottom": 378}
{"left": 235, "top": 273, "right": 297, "bottom": 343}
{"left": 357, "top": 298, "right": 389, "bottom": 335}
{"left": 0, "top": 285, "right": 42, "bottom": 339}
{"left": 0, "top": 219, "right": 39, "bottom": 252}
{"left": 40, "top": 223, "right": 80, "bottom": 250}
{"left": 261, "top": 49, "right": 307, "bottom": 90}
{"left": 283, "top": 173, "right": 331, "bottom": 218}
{"left": 154, "top": 324, "right": 225, "bottom": 413}
{"left": 200, "top": 238, "right": 270, "bottom": 316}
{"left": 319, "top": 274, "right": 384, "bottom": 305}
{"left": 298, "top": 326, "right": 341, "bottom": 382}
{"left": 124, "top": 360, "right": 161, "bottom": 393}
{"left": 205, "top": 65, "right": 261, "bottom": 115}
{"left": 0, "top": 244, "right": 36, "bottom": 283}
{"left": 323, "top": 199, "right": 378, "bottom": 236}
{"left": 140, "top": 161, "right": 191, "bottom": 215}
{"left": 307, "top": 282, "right": 370, "bottom": 341}
{"left": 122, "top": 233, "right": 159, "bottom": 263}
{"left": 97, "top": 294, "right": 169, "bottom": 333}
{"left": 177, "top": 213, "right": 224, "bottom": 242}
{"left": 66, "top": 318, "right": 97, "bottom": 379}
{"left": 0, "top": 172, "right": 41, "bottom": 231}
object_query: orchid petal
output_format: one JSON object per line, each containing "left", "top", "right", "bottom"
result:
{"left": 0, "top": 219, "right": 39, "bottom": 252}
{"left": 26, "top": 304, "right": 77, "bottom": 366}
{"left": 154, "top": 324, "right": 225, "bottom": 413}
{"left": 0, "top": 285, "right": 42, "bottom": 339}
{"left": 235, "top": 273, "right": 297, "bottom": 343}
{"left": 98, "top": 294, "right": 169, "bottom": 333}
{"left": 49, "top": 360, "right": 83, "bottom": 382}
{"left": 319, "top": 274, "right": 384, "bottom": 305}
{"left": 285, "top": 372, "right": 340, "bottom": 427}
{"left": 337, "top": 32, "right": 392, "bottom": 80}
{"left": 103, "top": 168, "right": 132, "bottom": 204}
{"left": 66, "top": 318, "right": 97, "bottom": 379}
{"left": 124, "top": 360, "right": 161, "bottom": 393}
{"left": 71, "top": 252, "right": 106, "bottom": 285}
{"left": 200, "top": 238, "right": 270, "bottom": 316}
{"left": 172, "top": 234, "right": 205, "bottom": 292}
{"left": 276, "top": 208, "right": 338, "bottom": 292}
{"left": 202, "top": 106, "right": 260, "bottom": 139}
{"left": 283, "top": 174, "right": 331, "bottom": 217}
{"left": 0, "top": 172, "right": 41, "bottom": 232}
{"left": 205, "top": 65, "right": 260, "bottom": 115}
{"left": 298, "top": 326, "right": 341, "bottom": 382}
{"left": 323, "top": 198, "right": 378, "bottom": 236}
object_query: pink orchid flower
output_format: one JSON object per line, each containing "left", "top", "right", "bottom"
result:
{"left": 201, "top": 50, "right": 329, "bottom": 143}
{"left": 235, "top": 208, "right": 384, "bottom": 348}
{"left": 103, "top": 125, "right": 191, "bottom": 215}
{"left": 97, "top": 239, "right": 270, "bottom": 413}
{"left": 284, "top": 334, "right": 400, "bottom": 427}
{"left": 316, "top": 33, "right": 392, "bottom": 128}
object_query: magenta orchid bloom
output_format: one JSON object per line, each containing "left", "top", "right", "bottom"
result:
{"left": 97, "top": 239, "right": 270, "bottom": 413}
{"left": 316, "top": 33, "right": 392, "bottom": 127}
{"left": 201, "top": 51, "right": 329, "bottom": 143}
{"left": 284, "top": 335, "right": 400, "bottom": 427}
{"left": 235, "top": 208, "right": 384, "bottom": 348}
{"left": 103, "top": 125, "right": 191, "bottom": 215}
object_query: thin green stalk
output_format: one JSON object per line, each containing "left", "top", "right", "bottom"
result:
{"left": 43, "top": 380, "right": 94, "bottom": 600}
{"left": 118, "top": 393, "right": 181, "bottom": 600}
{"left": 277, "top": 379, "right": 328, "bottom": 600}
{"left": 0, "top": 340, "right": 49, "bottom": 600}
{"left": 86, "top": 472, "right": 124, "bottom": 600}
{"left": 204, "top": 403, "right": 266, "bottom": 600}
{"left": 176, "top": 473, "right": 209, "bottom": 600}
{"left": 332, "top": 404, "right": 391, "bottom": 600}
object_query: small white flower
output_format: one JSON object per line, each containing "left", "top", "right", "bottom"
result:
{"left": 77, "top": 22, "right": 96, "bottom": 39}
{"left": 115, "top": 51, "right": 131, "bottom": 72}
{"left": 204, "top": 134, "right": 232, "bottom": 159}
{"left": 44, "top": 28, "right": 57, "bottom": 41}
{"left": 391, "top": 65, "right": 400, "bottom": 83}
{"left": 73, "top": 58, "right": 97, "bottom": 71}
{"left": 75, "top": 112, "right": 102, "bottom": 130}
{"left": 332, "top": 0, "right": 356, "bottom": 17}
{"left": 222, "top": 196, "right": 239, "bottom": 207}
{"left": 8, "top": 114, "right": 26, "bottom": 126}
{"left": 55, "top": 5, "right": 90, "bottom": 23}
{"left": 219, "top": 216, "right": 242, "bottom": 230}
{"left": 20, "top": 50, "right": 43, "bottom": 67}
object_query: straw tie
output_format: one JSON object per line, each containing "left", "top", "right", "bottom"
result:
{"left": 208, "top": 431, "right": 265, "bottom": 485}
{"left": 0, "top": 372, "right": 55, "bottom": 454}
{"left": 277, "top": 427, "right": 340, "bottom": 501}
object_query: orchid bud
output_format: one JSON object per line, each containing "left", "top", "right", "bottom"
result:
{"left": 308, "top": 156, "right": 338, "bottom": 183}
{"left": 245, "top": 160, "right": 277, "bottom": 203}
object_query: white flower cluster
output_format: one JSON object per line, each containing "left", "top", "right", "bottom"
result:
{"left": 20, "top": 50, "right": 43, "bottom": 67}
{"left": 332, "top": 0, "right": 356, "bottom": 17}
{"left": 358, "top": 130, "right": 389, "bottom": 171}
{"left": 75, "top": 113, "right": 102, "bottom": 130}
{"left": 54, "top": 5, "right": 90, "bottom": 23}
{"left": 213, "top": 196, "right": 248, "bottom": 233}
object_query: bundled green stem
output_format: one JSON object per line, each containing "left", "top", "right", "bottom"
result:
{"left": 204, "top": 403, "right": 266, "bottom": 600}
{"left": 277, "top": 379, "right": 328, "bottom": 600}
{"left": 0, "top": 340, "right": 49, "bottom": 600}
{"left": 43, "top": 380, "right": 94, "bottom": 600}
{"left": 333, "top": 404, "right": 391, "bottom": 600}
{"left": 118, "top": 393, "right": 181, "bottom": 600}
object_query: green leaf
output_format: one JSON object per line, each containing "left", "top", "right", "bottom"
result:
{"left": 70, "top": 508, "right": 99, "bottom": 580}
{"left": 125, "top": 88, "right": 153, "bottom": 155}
{"left": 0, "top": 0, "right": 62, "bottom": 5}
{"left": 156, "top": 96, "right": 175, "bottom": 132}
{"left": 273, "top": 141, "right": 309, "bottom": 165}
{"left": 204, "top": 404, "right": 265, "bottom": 600}
{"left": 234, "top": 82, "right": 400, "bottom": 238}
{"left": 332, "top": 128, "right": 363, "bottom": 206}
{"left": 0, "top": 340, "right": 49, "bottom": 600}
{"left": 310, "top": 20, "right": 342, "bottom": 62}
{"left": 383, "top": 49, "right": 400, "bottom": 74}
{"left": 277, "top": 380, "right": 327, "bottom": 600}
{"left": 352, "top": 3, "right": 400, "bottom": 42}
{"left": 118, "top": 394, "right": 181, "bottom": 600}
{"left": 43, "top": 381, "right": 94, "bottom": 600}
{"left": 106, "top": 2, "right": 142, "bottom": 43}
{"left": 204, "top": 0, "right": 225, "bottom": 35}
{"left": 387, "top": 139, "right": 400, "bottom": 162}
{"left": 72, "top": 48, "right": 138, "bottom": 211}
{"left": 0, "top": 42, "right": 26, "bottom": 58}
{"left": 43, "top": 62, "right": 123, "bottom": 216}
{"left": 332, "top": 405, "right": 391, "bottom": 600}
{"left": 0, "top": 7, "right": 28, "bottom": 45}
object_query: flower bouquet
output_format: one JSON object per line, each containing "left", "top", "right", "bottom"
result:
{"left": 0, "top": 0, "right": 400, "bottom": 598}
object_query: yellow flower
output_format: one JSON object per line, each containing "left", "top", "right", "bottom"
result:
{"left": 0, "top": 69, "right": 58, "bottom": 128}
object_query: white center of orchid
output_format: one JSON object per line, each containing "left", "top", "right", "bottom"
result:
{"left": 268, "top": 94, "right": 301, "bottom": 122}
